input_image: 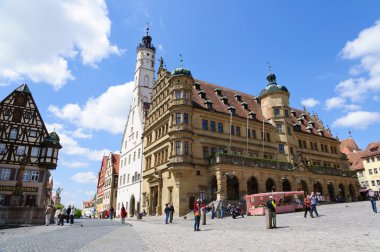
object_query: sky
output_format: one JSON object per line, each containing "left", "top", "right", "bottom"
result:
{"left": 1, "top": 0, "right": 380, "bottom": 208}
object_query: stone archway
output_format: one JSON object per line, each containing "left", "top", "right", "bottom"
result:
{"left": 328, "top": 183, "right": 335, "bottom": 202}
{"left": 129, "top": 195, "right": 136, "bottom": 217}
{"left": 297, "top": 180, "right": 308, "bottom": 194}
{"left": 282, "top": 179, "right": 291, "bottom": 192}
{"left": 210, "top": 176, "right": 217, "bottom": 201}
{"left": 338, "top": 183, "right": 346, "bottom": 202}
{"left": 349, "top": 184, "right": 356, "bottom": 201}
{"left": 227, "top": 175, "right": 239, "bottom": 200}
{"left": 247, "top": 176, "right": 259, "bottom": 195}
{"left": 265, "top": 178, "right": 276, "bottom": 192}
{"left": 313, "top": 181, "right": 323, "bottom": 195}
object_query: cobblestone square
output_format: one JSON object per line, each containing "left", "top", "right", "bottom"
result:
{"left": 0, "top": 201, "right": 379, "bottom": 252}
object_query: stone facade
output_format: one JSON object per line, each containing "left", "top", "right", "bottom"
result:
{"left": 141, "top": 64, "right": 358, "bottom": 217}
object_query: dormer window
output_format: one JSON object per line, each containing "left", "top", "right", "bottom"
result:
{"left": 220, "top": 96, "right": 228, "bottom": 104}
{"left": 306, "top": 126, "right": 313, "bottom": 133}
{"left": 318, "top": 129, "right": 324, "bottom": 136}
{"left": 254, "top": 97, "right": 259, "bottom": 103}
{"left": 227, "top": 106, "right": 236, "bottom": 116}
{"left": 290, "top": 110, "right": 296, "bottom": 117}
{"left": 293, "top": 123, "right": 301, "bottom": 132}
{"left": 249, "top": 111, "right": 256, "bottom": 120}
{"left": 308, "top": 121, "right": 315, "bottom": 128}
{"left": 297, "top": 117, "right": 304, "bottom": 124}
{"left": 241, "top": 102, "right": 248, "bottom": 110}
{"left": 214, "top": 88, "right": 222, "bottom": 96}
{"left": 198, "top": 90, "right": 206, "bottom": 99}
{"left": 301, "top": 113, "right": 307, "bottom": 120}
{"left": 204, "top": 100, "right": 213, "bottom": 109}
{"left": 234, "top": 94, "right": 242, "bottom": 102}
{"left": 193, "top": 82, "right": 201, "bottom": 90}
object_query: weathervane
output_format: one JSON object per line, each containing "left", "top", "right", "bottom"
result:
{"left": 348, "top": 130, "right": 352, "bottom": 138}
{"left": 179, "top": 53, "right": 183, "bottom": 67}
{"left": 266, "top": 61, "right": 272, "bottom": 73}
{"left": 146, "top": 22, "right": 150, "bottom": 35}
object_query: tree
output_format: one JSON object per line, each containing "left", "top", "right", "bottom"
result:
{"left": 74, "top": 208, "right": 82, "bottom": 219}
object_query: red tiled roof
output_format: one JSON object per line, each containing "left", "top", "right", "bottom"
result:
{"left": 112, "top": 153, "right": 120, "bottom": 174}
{"left": 346, "top": 151, "right": 365, "bottom": 171}
{"left": 340, "top": 138, "right": 361, "bottom": 154}
{"left": 97, "top": 156, "right": 109, "bottom": 195}
{"left": 361, "top": 141, "right": 380, "bottom": 158}
{"left": 191, "top": 79, "right": 334, "bottom": 139}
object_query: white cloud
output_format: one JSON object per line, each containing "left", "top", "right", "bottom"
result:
{"left": 48, "top": 81, "right": 134, "bottom": 134}
{"left": 0, "top": 0, "right": 121, "bottom": 89}
{"left": 332, "top": 111, "right": 380, "bottom": 129}
{"left": 71, "top": 171, "right": 98, "bottom": 184}
{"left": 158, "top": 44, "right": 164, "bottom": 51}
{"left": 45, "top": 123, "right": 110, "bottom": 161}
{"left": 72, "top": 128, "right": 92, "bottom": 139}
{"left": 324, "top": 97, "right": 361, "bottom": 111}
{"left": 301, "top": 98, "right": 320, "bottom": 108}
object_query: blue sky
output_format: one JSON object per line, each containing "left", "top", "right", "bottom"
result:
{"left": 1, "top": 0, "right": 380, "bottom": 208}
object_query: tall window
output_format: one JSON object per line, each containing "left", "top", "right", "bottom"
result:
{"left": 285, "top": 109, "right": 289, "bottom": 118}
{"left": 236, "top": 126, "right": 240, "bottom": 136}
{"left": 203, "top": 146, "right": 209, "bottom": 158}
{"left": 218, "top": 123, "right": 223, "bottom": 133}
{"left": 274, "top": 108, "right": 280, "bottom": 117}
{"left": 16, "top": 146, "right": 26, "bottom": 156}
{"left": 247, "top": 128, "right": 250, "bottom": 138}
{"left": 202, "top": 120, "right": 208, "bottom": 130}
{"left": 230, "top": 125, "right": 235, "bottom": 135}
{"left": 184, "top": 113, "right": 189, "bottom": 124}
{"left": 23, "top": 170, "right": 31, "bottom": 181}
{"left": 176, "top": 113, "right": 181, "bottom": 124}
{"left": 10, "top": 128, "right": 17, "bottom": 139}
{"left": 276, "top": 123, "right": 283, "bottom": 133}
{"left": 1, "top": 169, "right": 11, "bottom": 180}
{"left": 175, "top": 141, "right": 181, "bottom": 155}
{"left": 287, "top": 126, "right": 292, "bottom": 135}
{"left": 31, "top": 171, "right": 39, "bottom": 182}
{"left": 184, "top": 142, "right": 189, "bottom": 155}
{"left": 210, "top": 121, "right": 216, "bottom": 132}
{"left": 266, "top": 133, "right": 271, "bottom": 142}
{"left": 175, "top": 90, "right": 182, "bottom": 99}
{"left": 0, "top": 195, "right": 4, "bottom": 206}
{"left": 31, "top": 147, "right": 39, "bottom": 157}
{"left": 252, "top": 129, "right": 257, "bottom": 139}
{"left": 278, "top": 144, "right": 285, "bottom": 154}
{"left": 0, "top": 144, "right": 6, "bottom": 154}
{"left": 138, "top": 149, "right": 141, "bottom": 159}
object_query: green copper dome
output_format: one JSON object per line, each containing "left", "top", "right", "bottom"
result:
{"left": 172, "top": 67, "right": 192, "bottom": 77}
{"left": 259, "top": 73, "right": 289, "bottom": 96}
{"left": 42, "top": 132, "right": 62, "bottom": 148}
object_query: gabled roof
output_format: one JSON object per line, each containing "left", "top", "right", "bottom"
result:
{"left": 361, "top": 141, "right": 380, "bottom": 158}
{"left": 346, "top": 151, "right": 365, "bottom": 171}
{"left": 340, "top": 138, "right": 361, "bottom": 154}
{"left": 15, "top": 83, "right": 31, "bottom": 94}
{"left": 112, "top": 153, "right": 120, "bottom": 174}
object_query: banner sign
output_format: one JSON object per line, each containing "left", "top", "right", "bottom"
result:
{"left": 0, "top": 186, "right": 38, "bottom": 192}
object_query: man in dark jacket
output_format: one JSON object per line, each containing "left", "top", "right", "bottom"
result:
{"left": 169, "top": 203, "right": 175, "bottom": 223}
{"left": 266, "top": 196, "right": 277, "bottom": 228}
{"left": 66, "top": 205, "right": 71, "bottom": 223}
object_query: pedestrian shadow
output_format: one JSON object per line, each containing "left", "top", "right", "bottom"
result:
{"left": 273, "top": 226, "right": 289, "bottom": 229}
{"left": 198, "top": 228, "right": 212, "bottom": 231}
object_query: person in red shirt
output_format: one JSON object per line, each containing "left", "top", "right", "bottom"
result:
{"left": 120, "top": 203, "right": 127, "bottom": 224}
{"left": 193, "top": 199, "right": 201, "bottom": 231}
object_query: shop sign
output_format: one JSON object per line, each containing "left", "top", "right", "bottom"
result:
{"left": 0, "top": 186, "right": 38, "bottom": 192}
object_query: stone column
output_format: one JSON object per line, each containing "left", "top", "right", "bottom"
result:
{"left": 216, "top": 169, "right": 226, "bottom": 200}
{"left": 157, "top": 185, "right": 162, "bottom": 215}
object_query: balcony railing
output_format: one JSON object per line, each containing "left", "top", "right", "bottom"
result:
{"left": 170, "top": 155, "right": 193, "bottom": 164}
{"left": 311, "top": 166, "right": 357, "bottom": 177}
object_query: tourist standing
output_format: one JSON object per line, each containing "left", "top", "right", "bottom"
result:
{"left": 266, "top": 196, "right": 277, "bottom": 228}
{"left": 368, "top": 189, "right": 377, "bottom": 213}
{"left": 45, "top": 205, "right": 53, "bottom": 226}
{"left": 110, "top": 206, "right": 115, "bottom": 220}
{"left": 169, "top": 203, "right": 175, "bottom": 223}
{"left": 193, "top": 199, "right": 201, "bottom": 231}
{"left": 309, "top": 192, "right": 319, "bottom": 217}
{"left": 70, "top": 205, "right": 75, "bottom": 224}
{"left": 220, "top": 202, "right": 225, "bottom": 219}
{"left": 164, "top": 203, "right": 170, "bottom": 224}
{"left": 59, "top": 205, "right": 66, "bottom": 226}
{"left": 66, "top": 205, "right": 71, "bottom": 223}
{"left": 211, "top": 203, "right": 215, "bottom": 219}
{"left": 303, "top": 194, "right": 311, "bottom": 218}
{"left": 54, "top": 207, "right": 60, "bottom": 225}
{"left": 120, "top": 203, "right": 127, "bottom": 224}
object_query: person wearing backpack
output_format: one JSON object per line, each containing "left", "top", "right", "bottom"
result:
{"left": 303, "top": 194, "right": 311, "bottom": 218}
{"left": 367, "top": 189, "right": 377, "bottom": 213}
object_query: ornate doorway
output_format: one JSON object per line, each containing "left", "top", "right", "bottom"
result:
{"left": 227, "top": 175, "right": 239, "bottom": 200}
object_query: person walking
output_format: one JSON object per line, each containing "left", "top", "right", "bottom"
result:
{"left": 109, "top": 206, "right": 114, "bottom": 220}
{"left": 211, "top": 203, "right": 215, "bottom": 219}
{"left": 54, "top": 207, "right": 60, "bottom": 225}
{"left": 70, "top": 205, "right": 75, "bottom": 224}
{"left": 220, "top": 202, "right": 225, "bottom": 219}
{"left": 169, "top": 203, "right": 175, "bottom": 223}
{"left": 309, "top": 192, "right": 319, "bottom": 217}
{"left": 266, "top": 196, "right": 277, "bottom": 228}
{"left": 66, "top": 205, "right": 71, "bottom": 223}
{"left": 164, "top": 203, "right": 170, "bottom": 224}
{"left": 120, "top": 203, "right": 127, "bottom": 224}
{"left": 303, "top": 194, "right": 311, "bottom": 218}
{"left": 45, "top": 205, "right": 53, "bottom": 226}
{"left": 193, "top": 199, "right": 201, "bottom": 231}
{"left": 368, "top": 189, "right": 377, "bottom": 213}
